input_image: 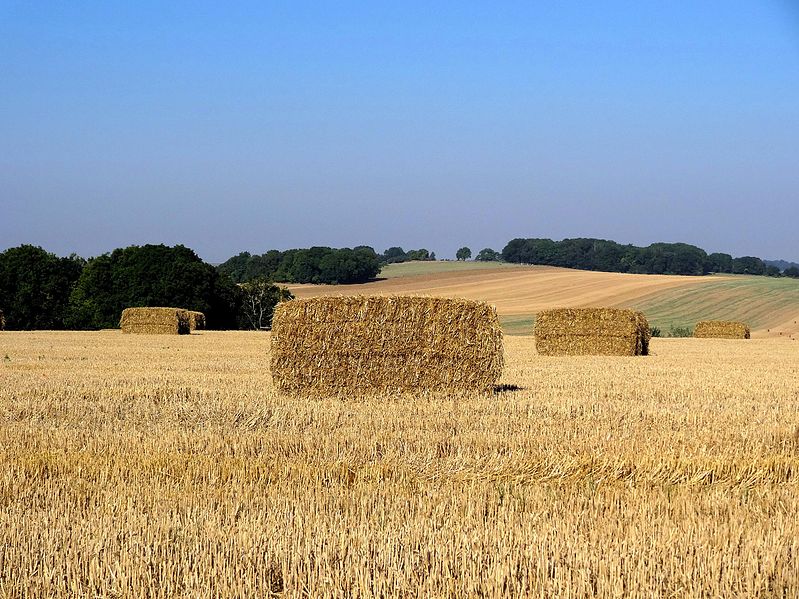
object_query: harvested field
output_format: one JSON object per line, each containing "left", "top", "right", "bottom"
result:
{"left": 1, "top": 331, "right": 798, "bottom": 597}
{"left": 271, "top": 296, "right": 503, "bottom": 394}
{"left": 535, "top": 307, "right": 650, "bottom": 356}
{"left": 187, "top": 310, "right": 206, "bottom": 331}
{"left": 694, "top": 320, "right": 750, "bottom": 339}
{"left": 119, "top": 307, "right": 190, "bottom": 335}
{"left": 288, "top": 264, "right": 799, "bottom": 338}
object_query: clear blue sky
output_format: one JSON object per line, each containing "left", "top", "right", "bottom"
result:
{"left": 2, "top": 1, "right": 798, "bottom": 262}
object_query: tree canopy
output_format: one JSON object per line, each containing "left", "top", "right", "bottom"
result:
{"left": 66, "top": 244, "right": 241, "bottom": 329}
{"left": 0, "top": 245, "right": 83, "bottom": 329}
{"left": 501, "top": 238, "right": 714, "bottom": 275}
{"left": 218, "top": 247, "right": 381, "bottom": 284}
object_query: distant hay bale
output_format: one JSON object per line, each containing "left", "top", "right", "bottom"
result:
{"left": 187, "top": 311, "right": 206, "bottom": 331}
{"left": 535, "top": 308, "right": 651, "bottom": 356}
{"left": 694, "top": 320, "right": 750, "bottom": 339}
{"left": 119, "top": 307, "right": 190, "bottom": 335}
{"left": 270, "top": 296, "right": 504, "bottom": 394}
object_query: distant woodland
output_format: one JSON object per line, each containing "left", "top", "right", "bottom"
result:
{"left": 0, "top": 238, "right": 796, "bottom": 330}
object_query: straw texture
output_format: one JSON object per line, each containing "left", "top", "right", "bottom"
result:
{"left": 270, "top": 296, "right": 504, "bottom": 394}
{"left": 188, "top": 311, "right": 206, "bottom": 331}
{"left": 535, "top": 308, "right": 651, "bottom": 356}
{"left": 694, "top": 321, "right": 750, "bottom": 339}
{"left": 119, "top": 307, "right": 190, "bottom": 335}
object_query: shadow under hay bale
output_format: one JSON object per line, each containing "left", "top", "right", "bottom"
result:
{"left": 119, "top": 307, "right": 190, "bottom": 335}
{"left": 694, "top": 320, "right": 750, "bottom": 339}
{"left": 188, "top": 311, "right": 206, "bottom": 331}
{"left": 535, "top": 308, "right": 651, "bottom": 356}
{"left": 270, "top": 296, "right": 504, "bottom": 394}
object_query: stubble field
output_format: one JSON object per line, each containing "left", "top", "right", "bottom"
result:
{"left": 1, "top": 330, "right": 798, "bottom": 597}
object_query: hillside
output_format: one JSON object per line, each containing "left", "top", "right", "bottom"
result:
{"left": 287, "top": 261, "right": 799, "bottom": 338}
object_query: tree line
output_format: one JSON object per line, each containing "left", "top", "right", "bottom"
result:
{"left": 2, "top": 239, "right": 796, "bottom": 330}
{"left": 0, "top": 244, "right": 292, "bottom": 331}
{"left": 499, "top": 238, "right": 788, "bottom": 276}
{"left": 217, "top": 246, "right": 435, "bottom": 284}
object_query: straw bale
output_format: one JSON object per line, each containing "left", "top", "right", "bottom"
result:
{"left": 694, "top": 320, "right": 750, "bottom": 339}
{"left": 188, "top": 311, "right": 206, "bottom": 331}
{"left": 535, "top": 308, "right": 651, "bottom": 356}
{"left": 119, "top": 307, "right": 190, "bottom": 335}
{"left": 270, "top": 296, "right": 504, "bottom": 394}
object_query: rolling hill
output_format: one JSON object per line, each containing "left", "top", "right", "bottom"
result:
{"left": 287, "top": 261, "right": 799, "bottom": 338}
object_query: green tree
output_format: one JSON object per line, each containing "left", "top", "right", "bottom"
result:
{"left": 475, "top": 248, "right": 500, "bottom": 262}
{"left": 732, "top": 256, "right": 766, "bottom": 275}
{"left": 456, "top": 247, "right": 472, "bottom": 261}
{"left": 784, "top": 266, "right": 799, "bottom": 278}
{"left": 239, "top": 277, "right": 293, "bottom": 329}
{"left": 0, "top": 245, "right": 84, "bottom": 329}
{"left": 66, "top": 244, "right": 240, "bottom": 329}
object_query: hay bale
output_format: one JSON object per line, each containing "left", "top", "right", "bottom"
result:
{"left": 694, "top": 320, "right": 750, "bottom": 339}
{"left": 119, "top": 307, "right": 190, "bottom": 335}
{"left": 535, "top": 308, "right": 651, "bottom": 356}
{"left": 188, "top": 311, "right": 206, "bottom": 331}
{"left": 270, "top": 296, "right": 504, "bottom": 394}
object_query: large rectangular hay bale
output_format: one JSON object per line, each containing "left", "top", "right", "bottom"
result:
{"left": 694, "top": 320, "right": 750, "bottom": 339}
{"left": 119, "top": 307, "right": 190, "bottom": 335}
{"left": 270, "top": 296, "right": 504, "bottom": 394}
{"left": 188, "top": 311, "right": 206, "bottom": 331}
{"left": 535, "top": 308, "right": 651, "bottom": 356}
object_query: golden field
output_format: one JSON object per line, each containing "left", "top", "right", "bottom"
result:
{"left": 1, "top": 330, "right": 798, "bottom": 597}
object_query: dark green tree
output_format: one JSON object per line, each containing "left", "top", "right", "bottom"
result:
{"left": 0, "top": 245, "right": 84, "bottom": 329}
{"left": 456, "top": 247, "right": 472, "bottom": 261}
{"left": 66, "top": 244, "right": 240, "bottom": 330}
{"left": 475, "top": 248, "right": 501, "bottom": 261}
{"left": 784, "top": 266, "right": 799, "bottom": 278}
{"left": 732, "top": 256, "right": 766, "bottom": 275}
{"left": 218, "top": 247, "right": 380, "bottom": 284}
{"left": 706, "top": 252, "right": 733, "bottom": 273}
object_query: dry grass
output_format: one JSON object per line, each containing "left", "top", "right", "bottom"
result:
{"left": 271, "top": 296, "right": 503, "bottom": 394}
{"left": 1, "top": 331, "right": 799, "bottom": 597}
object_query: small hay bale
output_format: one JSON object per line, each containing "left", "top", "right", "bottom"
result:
{"left": 270, "top": 296, "right": 504, "bottom": 394}
{"left": 188, "top": 311, "right": 206, "bottom": 331}
{"left": 535, "top": 308, "right": 651, "bottom": 356}
{"left": 119, "top": 307, "right": 190, "bottom": 335}
{"left": 694, "top": 320, "right": 750, "bottom": 339}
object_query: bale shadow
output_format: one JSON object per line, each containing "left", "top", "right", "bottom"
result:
{"left": 493, "top": 383, "right": 524, "bottom": 394}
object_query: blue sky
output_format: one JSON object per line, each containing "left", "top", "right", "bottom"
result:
{"left": 2, "top": 1, "right": 798, "bottom": 262}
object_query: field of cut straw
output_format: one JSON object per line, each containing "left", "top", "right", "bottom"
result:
{"left": 1, "top": 330, "right": 799, "bottom": 597}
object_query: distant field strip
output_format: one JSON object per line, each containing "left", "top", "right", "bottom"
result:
{"left": 630, "top": 276, "right": 799, "bottom": 336}
{"left": 290, "top": 263, "right": 799, "bottom": 337}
